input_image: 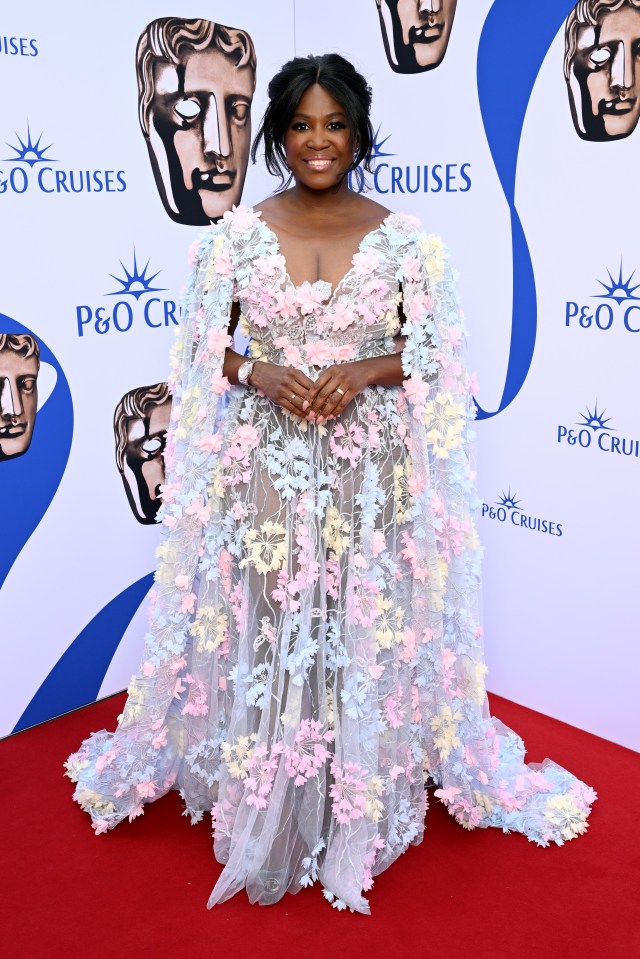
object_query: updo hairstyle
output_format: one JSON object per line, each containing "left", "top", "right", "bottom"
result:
{"left": 251, "top": 53, "right": 375, "bottom": 188}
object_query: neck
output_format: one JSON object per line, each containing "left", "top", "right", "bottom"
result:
{"left": 285, "top": 177, "right": 356, "bottom": 216}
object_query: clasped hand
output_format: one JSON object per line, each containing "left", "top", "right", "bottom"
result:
{"left": 250, "top": 360, "right": 370, "bottom": 422}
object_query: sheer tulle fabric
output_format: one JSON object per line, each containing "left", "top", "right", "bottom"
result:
{"left": 65, "top": 208, "right": 596, "bottom": 914}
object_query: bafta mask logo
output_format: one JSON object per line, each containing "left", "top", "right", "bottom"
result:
{"left": 376, "top": 0, "right": 457, "bottom": 74}
{"left": 0, "top": 333, "right": 39, "bottom": 462}
{"left": 565, "top": 0, "right": 640, "bottom": 141}
{"left": 114, "top": 382, "right": 171, "bottom": 524}
{"left": 136, "top": 17, "right": 257, "bottom": 225}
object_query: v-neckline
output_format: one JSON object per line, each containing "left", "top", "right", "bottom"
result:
{"left": 255, "top": 208, "right": 394, "bottom": 305}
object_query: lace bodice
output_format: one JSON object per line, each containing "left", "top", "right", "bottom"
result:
{"left": 233, "top": 212, "right": 415, "bottom": 370}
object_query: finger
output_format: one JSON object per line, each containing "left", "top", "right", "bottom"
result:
{"left": 291, "top": 369, "right": 315, "bottom": 391}
{"left": 278, "top": 396, "right": 306, "bottom": 419}
{"left": 310, "top": 376, "right": 343, "bottom": 415}
{"left": 306, "top": 367, "right": 336, "bottom": 404}
{"left": 329, "top": 388, "right": 356, "bottom": 419}
{"left": 319, "top": 387, "right": 347, "bottom": 419}
{"left": 283, "top": 388, "right": 307, "bottom": 414}
{"left": 315, "top": 381, "right": 346, "bottom": 417}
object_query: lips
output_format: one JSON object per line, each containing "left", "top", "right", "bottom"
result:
{"left": 192, "top": 168, "right": 236, "bottom": 192}
{"left": 304, "top": 156, "right": 335, "bottom": 172}
{"left": 0, "top": 422, "right": 26, "bottom": 438}
{"left": 409, "top": 23, "right": 443, "bottom": 43}
{"left": 601, "top": 97, "right": 637, "bottom": 115}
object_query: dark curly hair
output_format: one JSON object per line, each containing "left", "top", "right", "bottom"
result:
{"left": 251, "top": 53, "right": 375, "bottom": 189}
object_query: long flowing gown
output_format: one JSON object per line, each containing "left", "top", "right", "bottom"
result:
{"left": 65, "top": 206, "right": 596, "bottom": 914}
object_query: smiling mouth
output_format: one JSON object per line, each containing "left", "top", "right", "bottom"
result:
{"left": 192, "top": 168, "right": 236, "bottom": 192}
{"left": 304, "top": 157, "right": 335, "bottom": 172}
{"left": 409, "top": 23, "right": 443, "bottom": 43}
{"left": 0, "top": 423, "right": 26, "bottom": 438}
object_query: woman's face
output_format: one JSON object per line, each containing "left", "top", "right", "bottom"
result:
{"left": 283, "top": 83, "right": 356, "bottom": 190}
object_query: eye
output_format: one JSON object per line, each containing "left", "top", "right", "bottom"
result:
{"left": 18, "top": 376, "right": 37, "bottom": 394}
{"left": 229, "top": 100, "right": 250, "bottom": 124}
{"left": 141, "top": 437, "right": 163, "bottom": 456}
{"left": 328, "top": 121, "right": 347, "bottom": 130}
{"left": 291, "top": 121, "right": 309, "bottom": 131}
{"left": 590, "top": 47, "right": 612, "bottom": 67}
{"left": 174, "top": 98, "right": 201, "bottom": 121}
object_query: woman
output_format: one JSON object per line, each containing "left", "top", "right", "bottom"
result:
{"left": 66, "top": 54, "right": 596, "bottom": 915}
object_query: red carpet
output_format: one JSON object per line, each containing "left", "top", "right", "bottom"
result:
{"left": 1, "top": 691, "right": 637, "bottom": 959}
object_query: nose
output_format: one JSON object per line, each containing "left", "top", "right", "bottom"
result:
{"left": 202, "top": 92, "right": 231, "bottom": 159}
{"left": 305, "top": 123, "right": 331, "bottom": 151}
{"left": 610, "top": 40, "right": 634, "bottom": 91}
{"left": 419, "top": 0, "right": 442, "bottom": 14}
{"left": 0, "top": 377, "right": 21, "bottom": 418}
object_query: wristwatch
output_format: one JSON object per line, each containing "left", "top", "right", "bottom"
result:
{"left": 237, "top": 359, "right": 255, "bottom": 387}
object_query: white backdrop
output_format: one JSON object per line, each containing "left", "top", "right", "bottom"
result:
{"left": 1, "top": 0, "right": 637, "bottom": 750}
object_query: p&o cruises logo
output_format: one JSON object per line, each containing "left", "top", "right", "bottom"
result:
{"left": 557, "top": 403, "right": 639, "bottom": 460}
{"left": 565, "top": 263, "right": 640, "bottom": 335}
{"left": 76, "top": 251, "right": 180, "bottom": 337}
{"left": 481, "top": 489, "right": 563, "bottom": 537}
{"left": 1, "top": 124, "right": 126, "bottom": 195}
{"left": 348, "top": 125, "right": 471, "bottom": 196}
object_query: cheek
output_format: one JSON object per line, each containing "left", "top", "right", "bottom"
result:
{"left": 231, "top": 123, "right": 251, "bottom": 161}
{"left": 586, "top": 71, "right": 611, "bottom": 105}
{"left": 24, "top": 392, "right": 37, "bottom": 421}
{"left": 173, "top": 130, "right": 203, "bottom": 170}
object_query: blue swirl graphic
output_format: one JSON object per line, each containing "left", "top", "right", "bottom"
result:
{"left": 0, "top": 312, "right": 73, "bottom": 588}
{"left": 475, "top": 0, "right": 575, "bottom": 419}
{"left": 13, "top": 572, "right": 154, "bottom": 732}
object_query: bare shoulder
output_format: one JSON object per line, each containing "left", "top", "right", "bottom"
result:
{"left": 350, "top": 195, "right": 392, "bottom": 229}
{"left": 253, "top": 194, "right": 288, "bottom": 225}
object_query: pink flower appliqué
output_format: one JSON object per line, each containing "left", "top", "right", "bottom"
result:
{"left": 352, "top": 249, "right": 380, "bottom": 276}
{"left": 327, "top": 301, "right": 356, "bottom": 332}
{"left": 231, "top": 423, "right": 260, "bottom": 450}
{"left": 207, "top": 328, "right": 233, "bottom": 355}
{"left": 255, "top": 252, "right": 286, "bottom": 277}
{"left": 274, "top": 287, "right": 299, "bottom": 320}
{"left": 222, "top": 445, "right": 251, "bottom": 486}
{"left": 274, "top": 335, "right": 304, "bottom": 367}
{"left": 243, "top": 745, "right": 280, "bottom": 809}
{"left": 304, "top": 340, "right": 334, "bottom": 367}
{"left": 347, "top": 576, "right": 382, "bottom": 627}
{"left": 329, "top": 422, "right": 366, "bottom": 468}
{"left": 283, "top": 720, "right": 335, "bottom": 786}
{"left": 181, "top": 674, "right": 208, "bottom": 717}
{"left": 402, "top": 255, "right": 422, "bottom": 283}
{"left": 329, "top": 761, "right": 368, "bottom": 824}
{"left": 214, "top": 248, "right": 233, "bottom": 276}
{"left": 404, "top": 374, "right": 430, "bottom": 407}
{"left": 295, "top": 282, "right": 328, "bottom": 315}
{"left": 222, "top": 204, "right": 261, "bottom": 233}
{"left": 210, "top": 369, "right": 230, "bottom": 395}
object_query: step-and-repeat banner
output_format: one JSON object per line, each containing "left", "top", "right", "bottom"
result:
{"left": 2, "top": 0, "right": 638, "bottom": 750}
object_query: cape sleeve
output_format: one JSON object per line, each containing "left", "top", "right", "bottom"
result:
{"left": 64, "top": 221, "right": 239, "bottom": 831}
{"left": 399, "top": 233, "right": 596, "bottom": 846}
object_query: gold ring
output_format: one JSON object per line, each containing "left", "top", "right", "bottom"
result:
{"left": 291, "top": 393, "right": 296, "bottom": 401}
{"left": 335, "top": 387, "right": 345, "bottom": 396}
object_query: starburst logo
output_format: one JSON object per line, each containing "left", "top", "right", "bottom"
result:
{"left": 482, "top": 487, "right": 563, "bottom": 536}
{"left": 594, "top": 263, "right": 640, "bottom": 305}
{"left": 106, "top": 251, "right": 166, "bottom": 300}
{"left": 4, "top": 125, "right": 55, "bottom": 166}
{"left": 370, "top": 125, "right": 395, "bottom": 161}
{"left": 496, "top": 489, "right": 521, "bottom": 510}
{"left": 576, "top": 403, "right": 614, "bottom": 433}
